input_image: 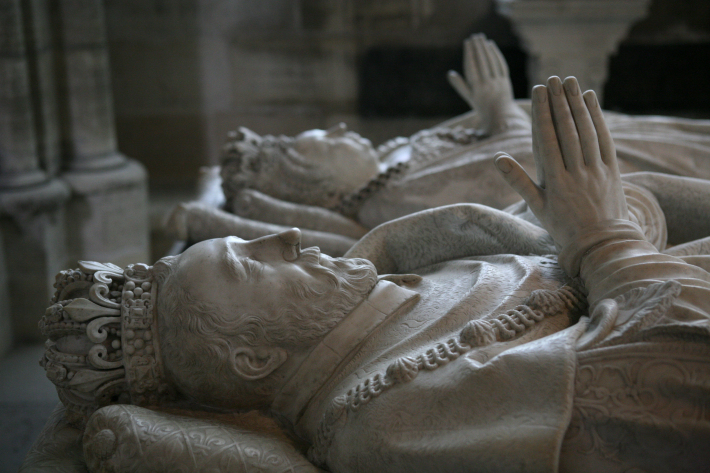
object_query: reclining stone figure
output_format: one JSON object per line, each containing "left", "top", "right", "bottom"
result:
{"left": 169, "top": 35, "right": 710, "bottom": 256}
{"left": 25, "top": 77, "right": 710, "bottom": 473}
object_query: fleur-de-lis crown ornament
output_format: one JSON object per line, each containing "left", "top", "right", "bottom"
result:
{"left": 39, "top": 261, "right": 175, "bottom": 425}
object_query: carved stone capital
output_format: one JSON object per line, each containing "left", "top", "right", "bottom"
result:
{"left": 496, "top": 0, "right": 652, "bottom": 100}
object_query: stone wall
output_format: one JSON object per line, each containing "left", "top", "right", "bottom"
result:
{"left": 0, "top": 0, "right": 149, "bottom": 353}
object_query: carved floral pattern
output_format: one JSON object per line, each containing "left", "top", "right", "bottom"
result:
{"left": 565, "top": 350, "right": 710, "bottom": 470}
{"left": 563, "top": 281, "right": 710, "bottom": 470}
{"left": 84, "top": 405, "right": 320, "bottom": 473}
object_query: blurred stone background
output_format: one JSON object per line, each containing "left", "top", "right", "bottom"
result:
{"left": 1, "top": 0, "right": 709, "bottom": 471}
{"left": 106, "top": 0, "right": 710, "bottom": 188}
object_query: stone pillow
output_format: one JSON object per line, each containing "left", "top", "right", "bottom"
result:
{"left": 83, "top": 405, "right": 322, "bottom": 473}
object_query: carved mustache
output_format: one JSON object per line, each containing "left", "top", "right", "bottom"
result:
{"left": 298, "top": 247, "right": 321, "bottom": 266}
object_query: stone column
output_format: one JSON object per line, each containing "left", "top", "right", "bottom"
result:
{"left": 22, "top": 0, "right": 62, "bottom": 177}
{"left": 0, "top": 0, "right": 46, "bottom": 188}
{"left": 53, "top": 0, "right": 149, "bottom": 267}
{"left": 0, "top": 0, "right": 70, "bottom": 345}
{"left": 0, "top": 230, "right": 11, "bottom": 358}
{"left": 496, "top": 0, "right": 651, "bottom": 102}
{"left": 52, "top": 0, "right": 124, "bottom": 171}
{"left": 0, "top": 181, "right": 70, "bottom": 343}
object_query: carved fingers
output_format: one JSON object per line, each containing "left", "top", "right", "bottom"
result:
{"left": 447, "top": 34, "right": 482, "bottom": 108}
{"left": 547, "top": 76, "right": 585, "bottom": 171}
{"left": 489, "top": 39, "right": 509, "bottom": 78}
{"left": 480, "top": 37, "right": 508, "bottom": 79}
{"left": 531, "top": 84, "right": 562, "bottom": 184}
{"left": 467, "top": 34, "right": 507, "bottom": 82}
{"left": 495, "top": 76, "right": 628, "bottom": 250}
{"left": 534, "top": 76, "right": 619, "bottom": 178}
{"left": 494, "top": 151, "right": 543, "bottom": 212}
{"left": 562, "top": 78, "right": 600, "bottom": 167}
{"left": 448, "top": 34, "right": 511, "bottom": 109}
{"left": 583, "top": 88, "right": 616, "bottom": 168}
{"left": 447, "top": 70, "right": 472, "bottom": 107}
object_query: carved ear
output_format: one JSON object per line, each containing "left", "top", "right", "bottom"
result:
{"left": 231, "top": 346, "right": 287, "bottom": 381}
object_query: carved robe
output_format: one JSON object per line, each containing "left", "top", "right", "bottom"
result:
{"left": 358, "top": 109, "right": 710, "bottom": 228}
{"left": 25, "top": 179, "right": 710, "bottom": 473}
{"left": 286, "top": 201, "right": 710, "bottom": 473}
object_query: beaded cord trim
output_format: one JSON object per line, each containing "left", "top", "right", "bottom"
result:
{"left": 333, "top": 162, "right": 409, "bottom": 218}
{"left": 334, "top": 127, "right": 487, "bottom": 219}
{"left": 309, "top": 282, "right": 586, "bottom": 466}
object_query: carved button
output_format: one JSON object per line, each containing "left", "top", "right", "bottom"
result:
{"left": 460, "top": 319, "right": 495, "bottom": 347}
{"left": 91, "top": 429, "right": 117, "bottom": 460}
{"left": 386, "top": 356, "right": 419, "bottom": 384}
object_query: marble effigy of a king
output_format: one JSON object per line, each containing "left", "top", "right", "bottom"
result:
{"left": 22, "top": 75, "right": 710, "bottom": 473}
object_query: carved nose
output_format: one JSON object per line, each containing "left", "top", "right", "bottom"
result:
{"left": 278, "top": 228, "right": 301, "bottom": 261}
{"left": 325, "top": 122, "right": 347, "bottom": 137}
{"left": 278, "top": 228, "right": 301, "bottom": 246}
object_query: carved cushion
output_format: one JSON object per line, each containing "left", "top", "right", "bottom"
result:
{"left": 21, "top": 404, "right": 323, "bottom": 473}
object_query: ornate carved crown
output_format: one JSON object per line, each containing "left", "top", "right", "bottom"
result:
{"left": 39, "top": 261, "right": 175, "bottom": 425}
{"left": 220, "top": 126, "right": 269, "bottom": 200}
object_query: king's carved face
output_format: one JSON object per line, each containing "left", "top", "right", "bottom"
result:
{"left": 174, "top": 229, "right": 374, "bottom": 320}
{"left": 156, "top": 229, "right": 378, "bottom": 408}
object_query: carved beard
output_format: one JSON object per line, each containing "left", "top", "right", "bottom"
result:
{"left": 261, "top": 248, "right": 378, "bottom": 347}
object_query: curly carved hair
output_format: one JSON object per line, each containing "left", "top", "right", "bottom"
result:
{"left": 153, "top": 251, "right": 377, "bottom": 410}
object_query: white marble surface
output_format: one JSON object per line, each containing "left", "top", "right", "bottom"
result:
{"left": 25, "top": 72, "right": 710, "bottom": 472}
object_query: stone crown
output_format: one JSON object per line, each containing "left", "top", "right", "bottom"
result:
{"left": 39, "top": 261, "right": 174, "bottom": 424}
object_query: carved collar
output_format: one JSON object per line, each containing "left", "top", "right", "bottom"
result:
{"left": 271, "top": 280, "right": 420, "bottom": 425}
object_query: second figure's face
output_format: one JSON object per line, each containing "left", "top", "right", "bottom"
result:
{"left": 293, "top": 124, "right": 380, "bottom": 192}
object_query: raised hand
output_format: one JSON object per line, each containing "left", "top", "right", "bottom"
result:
{"left": 494, "top": 76, "right": 631, "bottom": 271}
{"left": 448, "top": 34, "right": 518, "bottom": 134}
